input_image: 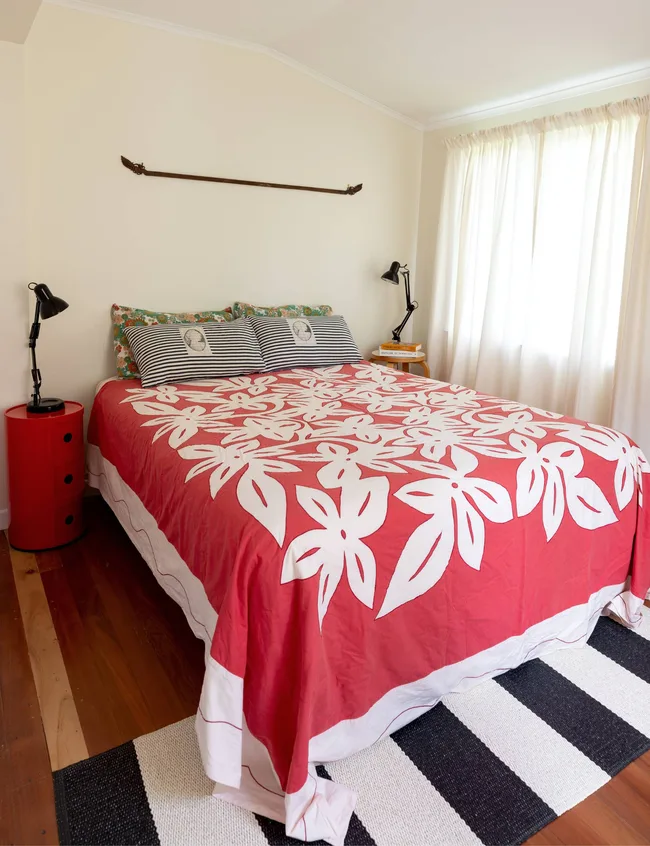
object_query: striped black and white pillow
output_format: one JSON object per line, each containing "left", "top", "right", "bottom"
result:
{"left": 249, "top": 315, "right": 362, "bottom": 372}
{"left": 124, "top": 319, "right": 264, "bottom": 387}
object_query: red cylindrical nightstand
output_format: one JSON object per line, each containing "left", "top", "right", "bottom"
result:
{"left": 5, "top": 402, "right": 85, "bottom": 551}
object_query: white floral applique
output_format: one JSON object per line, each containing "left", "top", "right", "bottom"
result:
{"left": 281, "top": 477, "right": 389, "bottom": 627}
{"left": 461, "top": 409, "right": 550, "bottom": 440}
{"left": 511, "top": 435, "right": 617, "bottom": 539}
{"left": 280, "top": 365, "right": 347, "bottom": 383}
{"left": 130, "top": 402, "right": 227, "bottom": 447}
{"left": 378, "top": 447, "right": 513, "bottom": 617}
{"left": 179, "top": 440, "right": 300, "bottom": 545}
{"left": 179, "top": 374, "right": 279, "bottom": 394}
{"left": 554, "top": 424, "right": 650, "bottom": 510}
{"left": 394, "top": 425, "right": 518, "bottom": 462}
{"left": 425, "top": 387, "right": 482, "bottom": 411}
{"left": 297, "top": 442, "right": 413, "bottom": 488}
{"left": 395, "top": 402, "right": 462, "bottom": 428}
{"left": 205, "top": 416, "right": 307, "bottom": 445}
{"left": 121, "top": 384, "right": 183, "bottom": 404}
{"left": 281, "top": 397, "right": 348, "bottom": 423}
{"left": 309, "top": 413, "right": 402, "bottom": 445}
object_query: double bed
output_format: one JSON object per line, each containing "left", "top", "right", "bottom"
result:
{"left": 87, "top": 361, "right": 650, "bottom": 845}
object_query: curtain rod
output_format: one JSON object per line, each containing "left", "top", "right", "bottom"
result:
{"left": 121, "top": 156, "right": 363, "bottom": 196}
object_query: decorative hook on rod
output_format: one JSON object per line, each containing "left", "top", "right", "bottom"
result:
{"left": 120, "top": 156, "right": 363, "bottom": 196}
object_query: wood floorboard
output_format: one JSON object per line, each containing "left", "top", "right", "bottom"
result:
{"left": 4, "top": 496, "right": 650, "bottom": 845}
{"left": 540, "top": 789, "right": 649, "bottom": 845}
{"left": 526, "top": 830, "right": 566, "bottom": 845}
{"left": 0, "top": 533, "right": 58, "bottom": 846}
{"left": 40, "top": 498, "right": 204, "bottom": 756}
{"left": 10, "top": 548, "right": 87, "bottom": 771}
{"left": 42, "top": 563, "right": 136, "bottom": 757}
{"left": 56, "top": 552, "right": 161, "bottom": 746}
{"left": 598, "top": 756, "right": 650, "bottom": 840}
{"left": 36, "top": 549, "right": 64, "bottom": 575}
{"left": 85, "top": 499, "right": 204, "bottom": 712}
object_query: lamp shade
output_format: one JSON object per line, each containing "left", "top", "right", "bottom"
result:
{"left": 381, "top": 261, "right": 401, "bottom": 285}
{"left": 31, "top": 283, "right": 69, "bottom": 319}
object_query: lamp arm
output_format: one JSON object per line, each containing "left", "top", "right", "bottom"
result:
{"left": 29, "top": 300, "right": 42, "bottom": 408}
{"left": 391, "top": 306, "right": 416, "bottom": 342}
{"left": 402, "top": 268, "right": 413, "bottom": 310}
{"left": 391, "top": 268, "right": 419, "bottom": 342}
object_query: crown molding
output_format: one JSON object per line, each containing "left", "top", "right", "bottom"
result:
{"left": 43, "top": 0, "right": 424, "bottom": 131}
{"left": 425, "top": 62, "right": 650, "bottom": 131}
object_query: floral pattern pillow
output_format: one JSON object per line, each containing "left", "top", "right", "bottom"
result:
{"left": 111, "top": 304, "right": 233, "bottom": 379}
{"left": 233, "top": 302, "right": 333, "bottom": 319}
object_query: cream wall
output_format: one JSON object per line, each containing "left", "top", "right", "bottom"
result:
{"left": 23, "top": 3, "right": 422, "bottom": 420}
{"left": 0, "top": 41, "right": 28, "bottom": 528}
{"left": 413, "top": 78, "right": 650, "bottom": 347}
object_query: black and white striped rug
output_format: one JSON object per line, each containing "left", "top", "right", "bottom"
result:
{"left": 54, "top": 610, "right": 650, "bottom": 846}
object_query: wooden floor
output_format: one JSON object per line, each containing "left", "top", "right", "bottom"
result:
{"left": 1, "top": 496, "right": 650, "bottom": 845}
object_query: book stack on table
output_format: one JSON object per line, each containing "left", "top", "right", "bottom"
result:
{"left": 378, "top": 342, "right": 422, "bottom": 358}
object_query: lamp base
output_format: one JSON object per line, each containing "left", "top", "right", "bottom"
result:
{"left": 26, "top": 397, "right": 65, "bottom": 414}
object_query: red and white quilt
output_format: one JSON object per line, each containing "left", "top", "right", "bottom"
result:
{"left": 88, "top": 363, "right": 650, "bottom": 844}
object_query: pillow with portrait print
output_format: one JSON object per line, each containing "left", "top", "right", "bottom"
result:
{"left": 232, "top": 302, "right": 333, "bottom": 319}
{"left": 111, "top": 303, "right": 233, "bottom": 379}
{"left": 124, "top": 319, "right": 264, "bottom": 388}
{"left": 249, "top": 314, "right": 361, "bottom": 372}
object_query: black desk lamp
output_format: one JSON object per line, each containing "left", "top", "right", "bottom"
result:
{"left": 27, "top": 283, "right": 69, "bottom": 414}
{"left": 381, "top": 261, "right": 418, "bottom": 342}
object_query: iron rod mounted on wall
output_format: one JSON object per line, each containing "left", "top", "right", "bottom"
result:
{"left": 120, "top": 156, "right": 362, "bottom": 196}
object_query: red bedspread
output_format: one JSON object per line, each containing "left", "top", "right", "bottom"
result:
{"left": 88, "top": 363, "right": 650, "bottom": 842}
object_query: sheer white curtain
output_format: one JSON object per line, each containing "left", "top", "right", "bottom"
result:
{"left": 612, "top": 107, "right": 650, "bottom": 455}
{"left": 428, "top": 97, "right": 650, "bottom": 424}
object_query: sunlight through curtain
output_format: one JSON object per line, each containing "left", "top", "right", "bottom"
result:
{"left": 428, "top": 97, "right": 650, "bottom": 425}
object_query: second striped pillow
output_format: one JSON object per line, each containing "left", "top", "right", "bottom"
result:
{"left": 249, "top": 315, "right": 362, "bottom": 372}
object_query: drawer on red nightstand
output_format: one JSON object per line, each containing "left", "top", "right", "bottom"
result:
{"left": 52, "top": 451, "right": 86, "bottom": 494}
{"left": 55, "top": 467, "right": 85, "bottom": 498}
{"left": 9, "top": 492, "right": 84, "bottom": 551}
{"left": 38, "top": 494, "right": 83, "bottom": 544}
{"left": 53, "top": 494, "right": 84, "bottom": 537}
{"left": 10, "top": 461, "right": 85, "bottom": 508}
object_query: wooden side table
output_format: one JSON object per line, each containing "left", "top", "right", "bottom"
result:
{"left": 370, "top": 350, "right": 430, "bottom": 378}
{"left": 5, "top": 402, "right": 85, "bottom": 551}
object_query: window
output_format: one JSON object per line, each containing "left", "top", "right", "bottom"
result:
{"left": 429, "top": 102, "right": 642, "bottom": 423}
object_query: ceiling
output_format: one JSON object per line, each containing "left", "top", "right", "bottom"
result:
{"left": 41, "top": 0, "right": 650, "bottom": 126}
{"left": 0, "top": 0, "right": 41, "bottom": 43}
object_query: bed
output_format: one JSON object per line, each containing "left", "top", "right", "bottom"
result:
{"left": 87, "top": 362, "right": 650, "bottom": 845}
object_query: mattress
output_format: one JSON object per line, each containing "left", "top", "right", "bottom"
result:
{"left": 87, "top": 362, "right": 650, "bottom": 844}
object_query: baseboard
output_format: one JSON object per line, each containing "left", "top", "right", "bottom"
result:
{"left": 0, "top": 508, "right": 8, "bottom": 531}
